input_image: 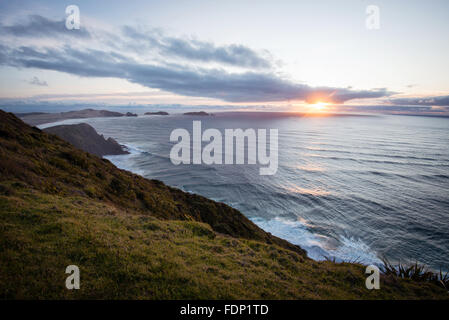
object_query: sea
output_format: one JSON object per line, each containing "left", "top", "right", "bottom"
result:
{"left": 37, "top": 110, "right": 449, "bottom": 271}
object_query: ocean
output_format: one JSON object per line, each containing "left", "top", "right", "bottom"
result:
{"left": 39, "top": 112, "right": 449, "bottom": 270}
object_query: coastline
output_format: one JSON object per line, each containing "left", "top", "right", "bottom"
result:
{"left": 31, "top": 112, "right": 445, "bottom": 271}
{"left": 1, "top": 109, "right": 448, "bottom": 299}
{"left": 12, "top": 110, "right": 381, "bottom": 264}
{"left": 106, "top": 141, "right": 383, "bottom": 266}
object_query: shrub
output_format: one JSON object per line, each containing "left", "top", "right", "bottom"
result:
{"left": 381, "top": 257, "right": 449, "bottom": 290}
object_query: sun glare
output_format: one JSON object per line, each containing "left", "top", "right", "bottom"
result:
{"left": 308, "top": 101, "right": 329, "bottom": 112}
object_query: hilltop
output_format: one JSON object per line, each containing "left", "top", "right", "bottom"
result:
{"left": 0, "top": 110, "right": 447, "bottom": 299}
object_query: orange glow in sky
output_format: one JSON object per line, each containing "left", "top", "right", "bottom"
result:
{"left": 306, "top": 101, "right": 330, "bottom": 113}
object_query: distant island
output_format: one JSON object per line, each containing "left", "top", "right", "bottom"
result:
{"left": 16, "top": 108, "right": 137, "bottom": 126}
{"left": 145, "top": 111, "right": 169, "bottom": 115}
{"left": 44, "top": 123, "right": 129, "bottom": 157}
{"left": 183, "top": 111, "right": 211, "bottom": 116}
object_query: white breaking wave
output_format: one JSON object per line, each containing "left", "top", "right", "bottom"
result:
{"left": 104, "top": 143, "right": 147, "bottom": 176}
{"left": 250, "top": 216, "right": 382, "bottom": 265}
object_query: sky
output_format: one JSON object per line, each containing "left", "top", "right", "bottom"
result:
{"left": 0, "top": 0, "right": 448, "bottom": 114}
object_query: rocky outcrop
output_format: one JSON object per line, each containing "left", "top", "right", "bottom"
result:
{"left": 44, "top": 123, "right": 128, "bottom": 157}
{"left": 145, "top": 111, "right": 169, "bottom": 115}
{"left": 183, "top": 111, "right": 211, "bottom": 116}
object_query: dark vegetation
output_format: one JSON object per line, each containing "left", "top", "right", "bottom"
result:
{"left": 381, "top": 258, "right": 449, "bottom": 291}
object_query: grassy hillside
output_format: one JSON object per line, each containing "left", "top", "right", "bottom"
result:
{"left": 0, "top": 110, "right": 447, "bottom": 299}
{"left": 0, "top": 110, "right": 302, "bottom": 254}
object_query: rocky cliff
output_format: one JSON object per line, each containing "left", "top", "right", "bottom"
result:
{"left": 44, "top": 123, "right": 128, "bottom": 157}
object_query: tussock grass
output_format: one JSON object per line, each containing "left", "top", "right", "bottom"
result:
{"left": 381, "top": 257, "right": 449, "bottom": 290}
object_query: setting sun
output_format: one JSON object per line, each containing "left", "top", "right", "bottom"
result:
{"left": 308, "top": 101, "right": 330, "bottom": 112}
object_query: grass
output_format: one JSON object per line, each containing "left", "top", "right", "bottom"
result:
{"left": 1, "top": 188, "right": 447, "bottom": 299}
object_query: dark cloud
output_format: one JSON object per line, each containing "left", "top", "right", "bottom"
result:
{"left": 122, "top": 26, "right": 272, "bottom": 69}
{"left": 303, "top": 87, "right": 391, "bottom": 104}
{"left": 27, "top": 76, "right": 47, "bottom": 86}
{"left": 390, "top": 95, "right": 449, "bottom": 107}
{"left": 0, "top": 15, "right": 90, "bottom": 38}
{"left": 2, "top": 15, "right": 271, "bottom": 69}
{"left": 0, "top": 15, "right": 394, "bottom": 103}
{"left": 335, "top": 105, "right": 449, "bottom": 116}
{"left": 0, "top": 44, "right": 7, "bottom": 64}
{"left": 0, "top": 43, "right": 393, "bottom": 103}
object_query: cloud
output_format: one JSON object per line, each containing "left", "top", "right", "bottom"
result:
{"left": 334, "top": 104, "right": 449, "bottom": 116}
{"left": 122, "top": 26, "right": 272, "bottom": 69}
{"left": 1, "top": 44, "right": 393, "bottom": 103}
{"left": 0, "top": 14, "right": 90, "bottom": 38}
{"left": 0, "top": 15, "right": 394, "bottom": 104}
{"left": 389, "top": 95, "right": 449, "bottom": 107}
{"left": 27, "top": 76, "right": 47, "bottom": 86}
{"left": 303, "top": 87, "right": 391, "bottom": 104}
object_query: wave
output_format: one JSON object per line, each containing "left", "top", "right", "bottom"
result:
{"left": 304, "top": 153, "right": 449, "bottom": 167}
{"left": 121, "top": 143, "right": 146, "bottom": 155}
{"left": 303, "top": 147, "right": 438, "bottom": 161}
{"left": 250, "top": 216, "right": 382, "bottom": 265}
{"left": 104, "top": 142, "right": 148, "bottom": 176}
